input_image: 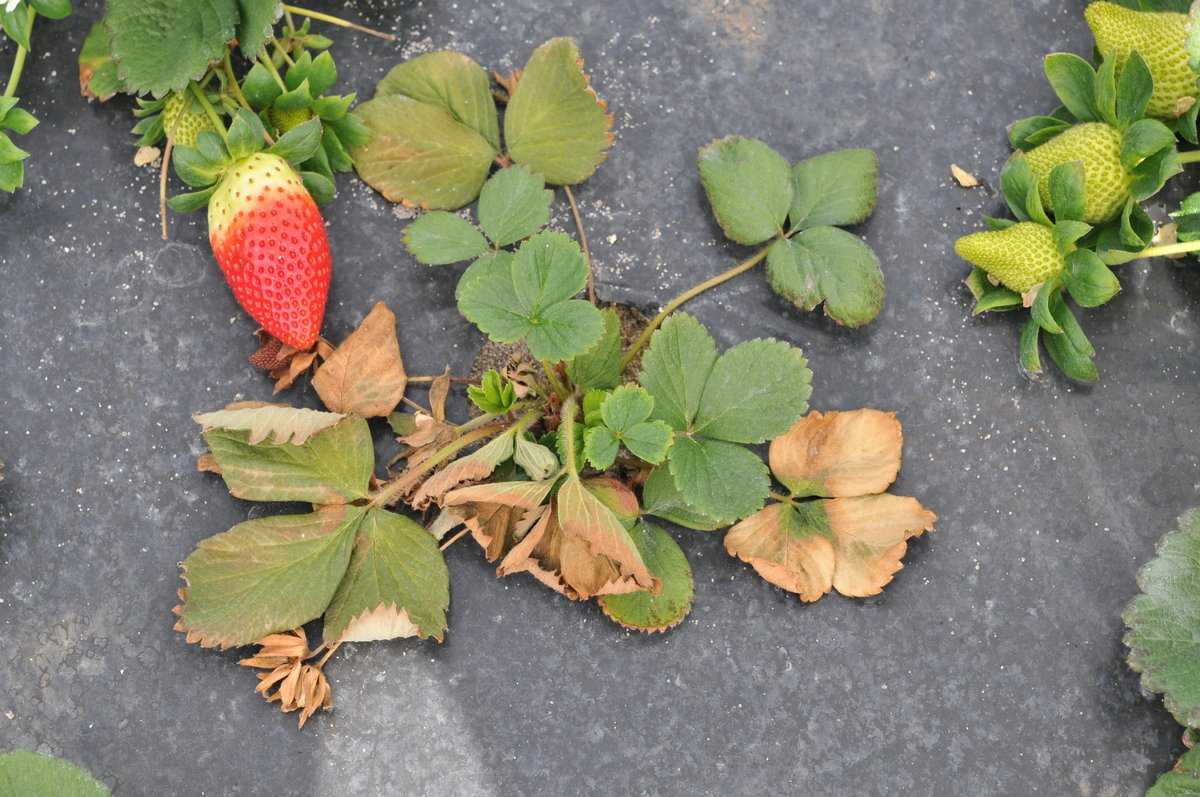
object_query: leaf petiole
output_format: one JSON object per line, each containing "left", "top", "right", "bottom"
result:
{"left": 540, "top": 360, "right": 570, "bottom": 400}
{"left": 222, "top": 52, "right": 254, "bottom": 113}
{"left": 560, "top": 394, "right": 580, "bottom": 476}
{"left": 563, "top": 185, "right": 596, "bottom": 304}
{"left": 620, "top": 246, "right": 770, "bottom": 370}
{"left": 281, "top": 4, "right": 397, "bottom": 41}
{"left": 189, "top": 81, "right": 230, "bottom": 147}
{"left": 2, "top": 5, "right": 36, "bottom": 99}
{"left": 1179, "top": 150, "right": 1200, "bottom": 165}
{"left": 369, "top": 421, "right": 510, "bottom": 508}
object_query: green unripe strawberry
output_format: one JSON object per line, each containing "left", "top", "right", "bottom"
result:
{"left": 1085, "top": 1, "right": 1196, "bottom": 119}
{"left": 1016, "top": 122, "right": 1132, "bottom": 223}
{"left": 162, "top": 91, "right": 213, "bottom": 149}
{"left": 269, "top": 105, "right": 314, "bottom": 133}
{"left": 954, "top": 222, "right": 1065, "bottom": 294}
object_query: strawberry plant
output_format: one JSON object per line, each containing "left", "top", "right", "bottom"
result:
{"left": 166, "top": 38, "right": 936, "bottom": 728}
{"left": 0, "top": 0, "right": 72, "bottom": 192}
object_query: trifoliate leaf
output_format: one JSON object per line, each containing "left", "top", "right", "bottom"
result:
{"left": 403, "top": 211, "right": 489, "bottom": 265}
{"left": 204, "top": 415, "right": 374, "bottom": 505}
{"left": 599, "top": 522, "right": 694, "bottom": 633}
{"left": 467, "top": 369, "right": 518, "bottom": 414}
{"left": 725, "top": 494, "right": 935, "bottom": 601}
{"left": 79, "top": 21, "right": 123, "bottom": 102}
{"left": 477, "top": 165, "right": 553, "bottom": 247}
{"left": 668, "top": 436, "right": 770, "bottom": 521}
{"left": 1124, "top": 509, "right": 1200, "bottom": 729}
{"left": 697, "top": 136, "right": 793, "bottom": 246}
{"left": 322, "top": 508, "right": 450, "bottom": 644}
{"left": 237, "top": 0, "right": 282, "bottom": 59}
{"left": 589, "top": 385, "right": 673, "bottom": 465}
{"left": 456, "top": 231, "right": 604, "bottom": 362}
{"left": 106, "top": 0, "right": 239, "bottom": 97}
{"left": 788, "top": 148, "right": 878, "bottom": 231}
{"left": 176, "top": 506, "right": 363, "bottom": 649}
{"left": 768, "top": 409, "right": 902, "bottom": 498}
{"left": 0, "top": 751, "right": 109, "bottom": 797}
{"left": 377, "top": 51, "right": 500, "bottom": 152}
{"left": 353, "top": 94, "right": 496, "bottom": 210}
{"left": 692, "top": 338, "right": 813, "bottom": 444}
{"left": 640, "top": 466, "right": 726, "bottom": 531}
{"left": 194, "top": 404, "right": 346, "bottom": 445}
{"left": 767, "top": 228, "right": 886, "bottom": 328}
{"left": 505, "top": 37, "right": 614, "bottom": 185}
{"left": 566, "top": 307, "right": 622, "bottom": 391}
{"left": 313, "top": 302, "right": 408, "bottom": 417}
{"left": 637, "top": 313, "right": 718, "bottom": 431}
{"left": 1148, "top": 747, "right": 1200, "bottom": 797}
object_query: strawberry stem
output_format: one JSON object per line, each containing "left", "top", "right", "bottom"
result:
{"left": 188, "top": 82, "right": 229, "bottom": 147}
{"left": 1135, "top": 240, "right": 1200, "bottom": 259}
{"left": 563, "top": 185, "right": 597, "bottom": 305}
{"left": 281, "top": 4, "right": 396, "bottom": 41}
{"left": 560, "top": 394, "right": 580, "bottom": 477}
{"left": 1179, "top": 150, "right": 1200, "bottom": 165}
{"left": 2, "top": 6, "right": 35, "bottom": 99}
{"left": 439, "top": 527, "right": 471, "bottom": 552}
{"left": 159, "top": 139, "right": 173, "bottom": 240}
{"left": 258, "top": 52, "right": 288, "bottom": 92}
{"left": 222, "top": 52, "right": 254, "bottom": 113}
{"left": 540, "top": 360, "right": 570, "bottom": 400}
{"left": 620, "top": 245, "right": 771, "bottom": 370}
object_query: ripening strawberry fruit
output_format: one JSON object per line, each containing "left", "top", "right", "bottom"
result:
{"left": 207, "top": 153, "right": 331, "bottom": 349}
{"left": 954, "top": 222, "right": 1066, "bottom": 294}
{"left": 1015, "top": 122, "right": 1133, "bottom": 223}
{"left": 1085, "top": 1, "right": 1196, "bottom": 119}
{"left": 162, "top": 91, "right": 214, "bottom": 149}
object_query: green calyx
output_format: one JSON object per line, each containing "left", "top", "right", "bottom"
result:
{"left": 167, "top": 108, "right": 325, "bottom": 213}
{"left": 1009, "top": 51, "right": 1180, "bottom": 222}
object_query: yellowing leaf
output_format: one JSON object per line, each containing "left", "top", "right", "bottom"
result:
{"left": 505, "top": 37, "right": 614, "bottom": 185}
{"left": 313, "top": 302, "right": 407, "bottom": 417}
{"left": 556, "top": 476, "right": 657, "bottom": 593}
{"left": 444, "top": 479, "right": 557, "bottom": 561}
{"left": 194, "top": 403, "right": 346, "bottom": 445}
{"left": 725, "top": 495, "right": 934, "bottom": 601}
{"left": 409, "top": 430, "right": 516, "bottom": 509}
{"left": 769, "top": 409, "right": 902, "bottom": 498}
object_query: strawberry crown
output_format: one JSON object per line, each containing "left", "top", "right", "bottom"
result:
{"left": 166, "top": 108, "right": 325, "bottom": 214}
{"left": 1008, "top": 51, "right": 1182, "bottom": 206}
{"left": 966, "top": 156, "right": 1125, "bottom": 383}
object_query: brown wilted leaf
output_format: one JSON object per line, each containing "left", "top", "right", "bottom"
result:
{"left": 825, "top": 494, "right": 936, "bottom": 597}
{"left": 769, "top": 409, "right": 902, "bottom": 498}
{"left": 339, "top": 604, "right": 420, "bottom": 643}
{"left": 196, "top": 452, "right": 222, "bottom": 474}
{"left": 134, "top": 146, "right": 161, "bottom": 167}
{"left": 409, "top": 431, "right": 515, "bottom": 509}
{"left": 239, "top": 629, "right": 334, "bottom": 729}
{"left": 444, "top": 479, "right": 558, "bottom": 560}
{"left": 429, "top": 368, "right": 452, "bottom": 422}
{"left": 556, "top": 477, "right": 658, "bottom": 594}
{"left": 950, "top": 163, "right": 980, "bottom": 188}
{"left": 724, "top": 503, "right": 835, "bottom": 601}
{"left": 313, "top": 302, "right": 407, "bottom": 417}
{"left": 193, "top": 403, "right": 346, "bottom": 445}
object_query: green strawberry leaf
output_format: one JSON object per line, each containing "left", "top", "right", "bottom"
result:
{"left": 377, "top": 50, "right": 500, "bottom": 152}
{"left": 322, "top": 508, "right": 450, "bottom": 644}
{"left": 1094, "top": 56, "right": 1119, "bottom": 128}
{"left": 177, "top": 506, "right": 363, "bottom": 649}
{"left": 640, "top": 465, "right": 727, "bottom": 531}
{"left": 971, "top": 276, "right": 1023, "bottom": 315}
{"left": 505, "top": 37, "right": 613, "bottom": 185}
{"left": 301, "top": 170, "right": 334, "bottom": 205}
{"left": 599, "top": 522, "right": 694, "bottom": 633}
{"left": 1175, "top": 100, "right": 1200, "bottom": 145}
{"left": 698, "top": 135, "right": 793, "bottom": 246}
{"left": 79, "top": 21, "right": 123, "bottom": 102}
{"left": 404, "top": 211, "right": 489, "bottom": 265}
{"left": 166, "top": 184, "right": 217, "bottom": 212}
{"left": 566, "top": 307, "right": 623, "bottom": 391}
{"left": 768, "top": 227, "right": 886, "bottom": 327}
{"left": 242, "top": 63, "right": 282, "bottom": 109}
{"left": 29, "top": 0, "right": 71, "bottom": 20}
{"left": 202, "top": 414, "right": 374, "bottom": 505}
{"left": 1008, "top": 115, "right": 1072, "bottom": 151}
{"left": 0, "top": 751, "right": 109, "bottom": 797}
{"left": 983, "top": 216, "right": 1017, "bottom": 231}
{"left": 667, "top": 435, "right": 770, "bottom": 521}
{"left": 236, "top": 0, "right": 282, "bottom": 59}
{"left": 692, "top": 338, "right": 813, "bottom": 444}
{"left": 467, "top": 369, "right": 517, "bottom": 414}
{"left": 1043, "top": 53, "right": 1098, "bottom": 123}
{"left": 1063, "top": 249, "right": 1120, "bottom": 308}
{"left": 353, "top": 93, "right": 496, "bottom": 210}
{"left": 636, "top": 313, "right": 718, "bottom": 430}
{"left": 456, "top": 230, "right": 604, "bottom": 361}
{"left": 226, "top": 109, "right": 268, "bottom": 161}
{"left": 583, "top": 426, "right": 620, "bottom": 470}
{"left": 592, "top": 385, "right": 674, "bottom": 465}
{"left": 513, "top": 435, "right": 559, "bottom": 480}
{"left": 1047, "top": 162, "right": 1086, "bottom": 223}
{"left": 1125, "top": 509, "right": 1200, "bottom": 729}
{"left": 1130, "top": 146, "right": 1183, "bottom": 203}
{"left": 1148, "top": 746, "right": 1200, "bottom": 796}
{"left": 1115, "top": 51, "right": 1153, "bottom": 127}
{"left": 477, "top": 165, "right": 553, "bottom": 248}
{"left": 788, "top": 148, "right": 878, "bottom": 232}
{"left": 106, "top": 0, "right": 238, "bottom": 97}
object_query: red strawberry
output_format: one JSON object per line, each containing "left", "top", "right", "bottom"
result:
{"left": 208, "top": 153, "right": 331, "bottom": 349}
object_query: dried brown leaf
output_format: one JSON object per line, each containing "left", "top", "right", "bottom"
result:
{"left": 769, "top": 409, "right": 902, "bottom": 498}
{"left": 826, "top": 494, "right": 935, "bottom": 597}
{"left": 444, "top": 479, "right": 557, "bottom": 560}
{"left": 338, "top": 604, "right": 421, "bottom": 643}
{"left": 724, "top": 503, "right": 835, "bottom": 601}
{"left": 313, "top": 302, "right": 407, "bottom": 417}
{"left": 193, "top": 403, "right": 346, "bottom": 445}
{"left": 429, "top": 368, "right": 452, "bottom": 422}
{"left": 555, "top": 477, "right": 658, "bottom": 594}
{"left": 950, "top": 163, "right": 980, "bottom": 188}
{"left": 196, "top": 452, "right": 222, "bottom": 475}
{"left": 134, "top": 146, "right": 161, "bottom": 167}
{"left": 408, "top": 430, "right": 515, "bottom": 509}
